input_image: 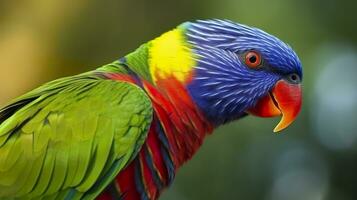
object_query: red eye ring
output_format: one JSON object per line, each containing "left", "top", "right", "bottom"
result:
{"left": 245, "top": 51, "right": 262, "bottom": 68}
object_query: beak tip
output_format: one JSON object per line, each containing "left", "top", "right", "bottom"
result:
{"left": 273, "top": 127, "right": 283, "bottom": 133}
{"left": 273, "top": 116, "right": 296, "bottom": 133}
{"left": 273, "top": 126, "right": 282, "bottom": 133}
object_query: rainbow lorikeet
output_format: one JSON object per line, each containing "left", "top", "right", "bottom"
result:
{"left": 0, "top": 19, "right": 302, "bottom": 200}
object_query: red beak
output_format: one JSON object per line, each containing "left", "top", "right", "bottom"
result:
{"left": 248, "top": 80, "right": 302, "bottom": 132}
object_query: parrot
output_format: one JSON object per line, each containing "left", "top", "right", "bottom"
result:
{"left": 0, "top": 19, "right": 302, "bottom": 200}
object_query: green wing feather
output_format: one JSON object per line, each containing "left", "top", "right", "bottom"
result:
{"left": 0, "top": 72, "right": 153, "bottom": 199}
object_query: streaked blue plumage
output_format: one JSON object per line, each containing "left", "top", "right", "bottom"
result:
{"left": 183, "top": 19, "right": 302, "bottom": 125}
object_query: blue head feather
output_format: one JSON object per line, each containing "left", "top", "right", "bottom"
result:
{"left": 182, "top": 19, "right": 302, "bottom": 125}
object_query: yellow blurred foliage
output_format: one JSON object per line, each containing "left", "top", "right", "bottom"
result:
{"left": 0, "top": 0, "right": 88, "bottom": 105}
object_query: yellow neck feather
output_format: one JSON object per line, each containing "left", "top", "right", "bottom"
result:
{"left": 148, "top": 28, "right": 196, "bottom": 83}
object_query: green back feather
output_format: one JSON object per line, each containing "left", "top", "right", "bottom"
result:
{"left": 0, "top": 70, "right": 153, "bottom": 199}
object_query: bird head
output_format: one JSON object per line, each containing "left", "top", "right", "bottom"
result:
{"left": 184, "top": 19, "right": 302, "bottom": 132}
{"left": 143, "top": 19, "right": 302, "bottom": 132}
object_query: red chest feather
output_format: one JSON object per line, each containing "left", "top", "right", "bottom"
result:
{"left": 99, "top": 74, "right": 213, "bottom": 200}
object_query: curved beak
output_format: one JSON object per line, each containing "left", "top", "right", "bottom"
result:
{"left": 248, "top": 80, "right": 302, "bottom": 132}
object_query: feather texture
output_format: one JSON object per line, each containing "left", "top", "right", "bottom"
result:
{"left": 0, "top": 74, "right": 152, "bottom": 199}
{"left": 0, "top": 19, "right": 302, "bottom": 200}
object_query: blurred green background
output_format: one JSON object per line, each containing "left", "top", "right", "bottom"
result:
{"left": 1, "top": 0, "right": 357, "bottom": 199}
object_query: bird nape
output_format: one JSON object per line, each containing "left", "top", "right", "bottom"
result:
{"left": 0, "top": 19, "right": 302, "bottom": 200}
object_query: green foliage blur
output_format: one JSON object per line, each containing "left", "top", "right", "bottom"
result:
{"left": 1, "top": 0, "right": 357, "bottom": 199}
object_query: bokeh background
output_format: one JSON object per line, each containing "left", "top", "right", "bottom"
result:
{"left": 1, "top": 0, "right": 357, "bottom": 199}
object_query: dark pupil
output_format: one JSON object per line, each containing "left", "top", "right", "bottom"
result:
{"left": 291, "top": 74, "right": 297, "bottom": 81}
{"left": 249, "top": 55, "right": 257, "bottom": 63}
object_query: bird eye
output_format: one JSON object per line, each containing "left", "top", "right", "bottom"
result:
{"left": 286, "top": 73, "right": 301, "bottom": 84}
{"left": 244, "top": 51, "right": 262, "bottom": 68}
